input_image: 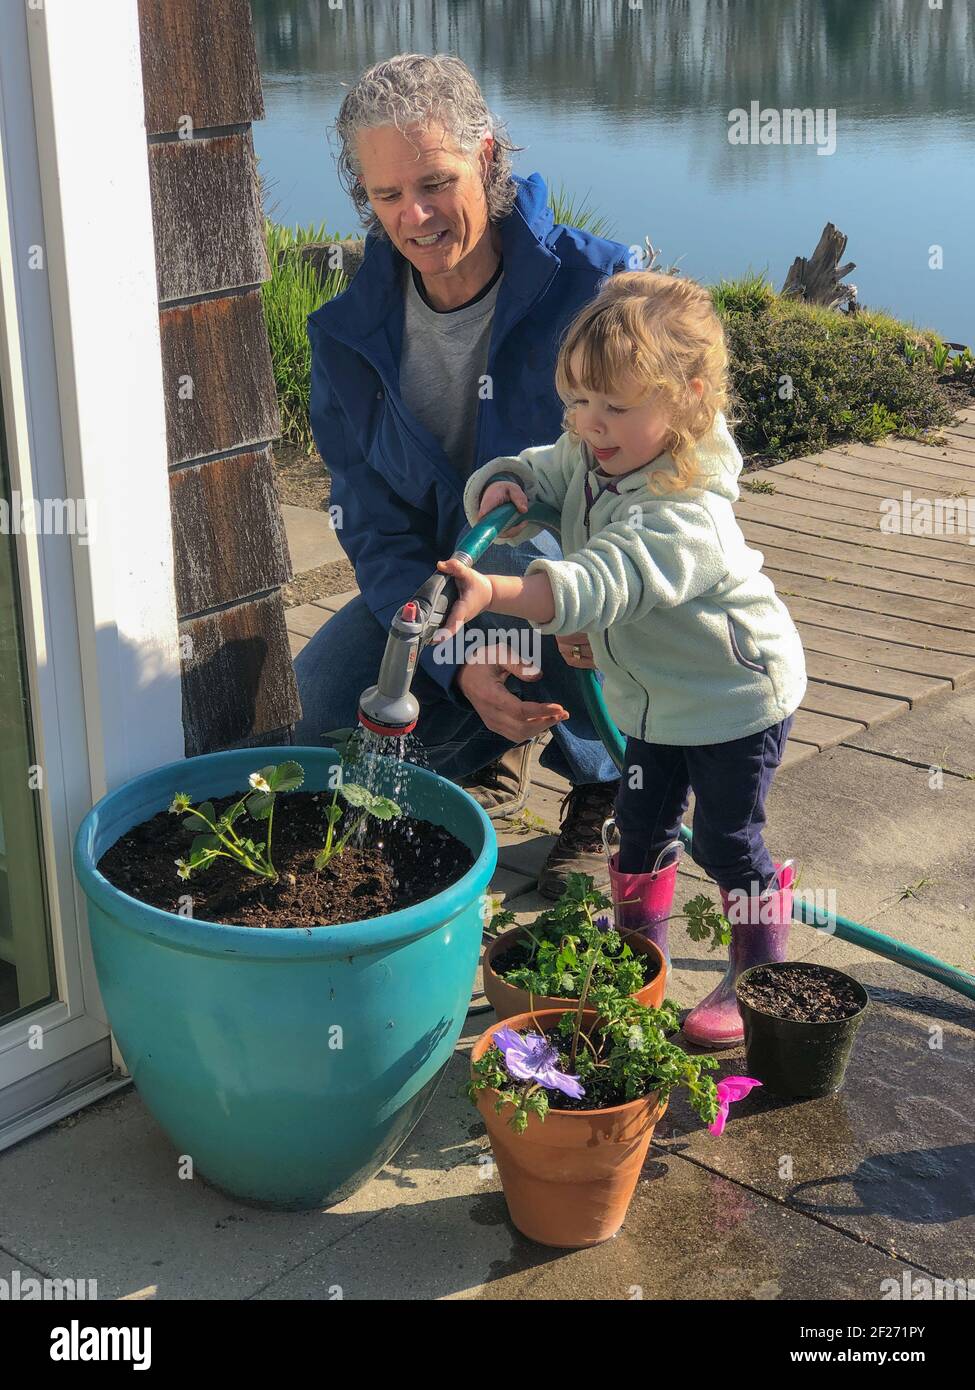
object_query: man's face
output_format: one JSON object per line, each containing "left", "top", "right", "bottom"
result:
{"left": 355, "top": 121, "right": 492, "bottom": 276}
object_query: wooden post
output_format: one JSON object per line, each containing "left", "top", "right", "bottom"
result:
{"left": 137, "top": 0, "right": 300, "bottom": 754}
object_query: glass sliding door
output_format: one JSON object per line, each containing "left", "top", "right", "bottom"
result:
{"left": 0, "top": 407, "right": 57, "bottom": 1023}
{"left": 0, "top": 0, "right": 125, "bottom": 1146}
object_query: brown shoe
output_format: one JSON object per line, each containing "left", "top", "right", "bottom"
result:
{"left": 537, "top": 779, "right": 620, "bottom": 900}
{"left": 459, "top": 740, "right": 537, "bottom": 820}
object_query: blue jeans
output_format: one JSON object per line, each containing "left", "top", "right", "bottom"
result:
{"left": 291, "top": 534, "right": 619, "bottom": 785}
{"left": 614, "top": 714, "right": 795, "bottom": 894}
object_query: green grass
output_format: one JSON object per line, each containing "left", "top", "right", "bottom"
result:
{"left": 262, "top": 219, "right": 348, "bottom": 451}
{"left": 711, "top": 270, "right": 776, "bottom": 317}
{"left": 546, "top": 183, "right": 616, "bottom": 240}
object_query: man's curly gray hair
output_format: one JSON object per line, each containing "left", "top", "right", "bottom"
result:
{"left": 334, "top": 53, "right": 521, "bottom": 238}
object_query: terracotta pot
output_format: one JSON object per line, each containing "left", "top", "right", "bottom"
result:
{"left": 482, "top": 926, "right": 665, "bottom": 1020}
{"left": 472, "top": 1008, "right": 668, "bottom": 1247}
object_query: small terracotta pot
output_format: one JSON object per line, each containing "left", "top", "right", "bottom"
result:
{"left": 472, "top": 1008, "right": 668, "bottom": 1247}
{"left": 482, "top": 926, "right": 665, "bottom": 1020}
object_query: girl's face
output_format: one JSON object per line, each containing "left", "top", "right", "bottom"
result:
{"left": 565, "top": 348, "right": 699, "bottom": 475}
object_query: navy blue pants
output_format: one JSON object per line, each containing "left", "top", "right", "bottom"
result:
{"left": 614, "top": 714, "right": 794, "bottom": 895}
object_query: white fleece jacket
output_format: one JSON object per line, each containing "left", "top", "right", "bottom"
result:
{"left": 462, "top": 414, "right": 807, "bottom": 746}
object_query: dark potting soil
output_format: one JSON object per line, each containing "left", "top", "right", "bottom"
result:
{"left": 97, "top": 789, "right": 474, "bottom": 929}
{"left": 491, "top": 936, "right": 660, "bottom": 991}
{"left": 738, "top": 963, "right": 864, "bottom": 1023}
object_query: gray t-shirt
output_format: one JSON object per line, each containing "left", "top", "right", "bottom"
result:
{"left": 399, "top": 259, "right": 503, "bottom": 477}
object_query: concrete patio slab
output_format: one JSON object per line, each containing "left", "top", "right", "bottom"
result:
{"left": 280, "top": 504, "right": 345, "bottom": 574}
{"left": 0, "top": 1091, "right": 399, "bottom": 1300}
{"left": 255, "top": 1119, "right": 917, "bottom": 1301}
{"left": 654, "top": 959, "right": 975, "bottom": 1279}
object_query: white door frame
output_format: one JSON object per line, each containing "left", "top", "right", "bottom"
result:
{"left": 0, "top": 0, "right": 185, "bottom": 1147}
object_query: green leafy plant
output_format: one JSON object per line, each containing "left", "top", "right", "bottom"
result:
{"left": 314, "top": 776, "right": 402, "bottom": 871}
{"left": 951, "top": 346, "right": 974, "bottom": 377}
{"left": 680, "top": 892, "right": 734, "bottom": 951}
{"left": 711, "top": 270, "right": 776, "bottom": 317}
{"left": 489, "top": 875, "right": 732, "bottom": 1005}
{"left": 169, "top": 761, "right": 305, "bottom": 884}
{"left": 861, "top": 400, "right": 899, "bottom": 440}
{"left": 547, "top": 183, "right": 615, "bottom": 239}
{"left": 490, "top": 873, "right": 645, "bottom": 1000}
{"left": 930, "top": 341, "right": 950, "bottom": 373}
{"left": 469, "top": 913, "right": 722, "bottom": 1133}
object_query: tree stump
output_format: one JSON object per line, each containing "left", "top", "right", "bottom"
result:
{"left": 297, "top": 239, "right": 365, "bottom": 284}
{"left": 781, "top": 223, "right": 858, "bottom": 312}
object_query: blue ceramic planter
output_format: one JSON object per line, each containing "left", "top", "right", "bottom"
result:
{"left": 73, "top": 746, "right": 496, "bottom": 1209}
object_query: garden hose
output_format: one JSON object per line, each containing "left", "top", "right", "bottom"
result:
{"left": 457, "top": 501, "right": 975, "bottom": 1005}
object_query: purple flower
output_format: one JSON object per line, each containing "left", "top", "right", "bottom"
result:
{"left": 708, "top": 1075, "right": 762, "bottom": 1136}
{"left": 492, "top": 1026, "right": 585, "bottom": 1099}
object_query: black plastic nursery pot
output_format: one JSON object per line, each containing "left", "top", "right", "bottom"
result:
{"left": 736, "top": 961, "right": 869, "bottom": 1099}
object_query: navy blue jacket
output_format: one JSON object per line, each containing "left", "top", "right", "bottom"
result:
{"left": 306, "top": 172, "right": 629, "bottom": 695}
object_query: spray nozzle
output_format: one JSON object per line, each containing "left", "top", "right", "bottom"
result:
{"left": 356, "top": 563, "right": 466, "bottom": 737}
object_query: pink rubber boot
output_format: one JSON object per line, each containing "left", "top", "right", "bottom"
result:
{"left": 606, "top": 833, "right": 683, "bottom": 979}
{"left": 682, "top": 861, "right": 795, "bottom": 1049}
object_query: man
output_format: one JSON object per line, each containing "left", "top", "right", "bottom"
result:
{"left": 294, "top": 53, "right": 628, "bottom": 896}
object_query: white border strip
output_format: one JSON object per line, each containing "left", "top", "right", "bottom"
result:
{"left": 26, "top": 0, "right": 184, "bottom": 800}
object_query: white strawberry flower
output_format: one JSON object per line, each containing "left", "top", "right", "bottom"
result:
{"left": 249, "top": 772, "right": 271, "bottom": 793}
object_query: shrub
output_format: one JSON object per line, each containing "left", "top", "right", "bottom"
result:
{"left": 718, "top": 281, "right": 954, "bottom": 459}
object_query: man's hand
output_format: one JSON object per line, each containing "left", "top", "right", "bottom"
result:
{"left": 456, "top": 647, "right": 569, "bottom": 743}
{"left": 555, "top": 631, "right": 597, "bottom": 669}
{"left": 478, "top": 480, "right": 530, "bottom": 538}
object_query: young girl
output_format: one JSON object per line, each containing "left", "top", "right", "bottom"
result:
{"left": 436, "top": 270, "right": 808, "bottom": 1047}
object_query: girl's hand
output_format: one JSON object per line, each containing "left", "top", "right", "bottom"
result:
{"left": 556, "top": 632, "right": 597, "bottom": 669}
{"left": 478, "top": 480, "right": 530, "bottom": 538}
{"left": 435, "top": 558, "right": 495, "bottom": 642}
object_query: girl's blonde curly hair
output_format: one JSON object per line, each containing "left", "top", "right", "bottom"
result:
{"left": 554, "top": 271, "right": 734, "bottom": 495}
